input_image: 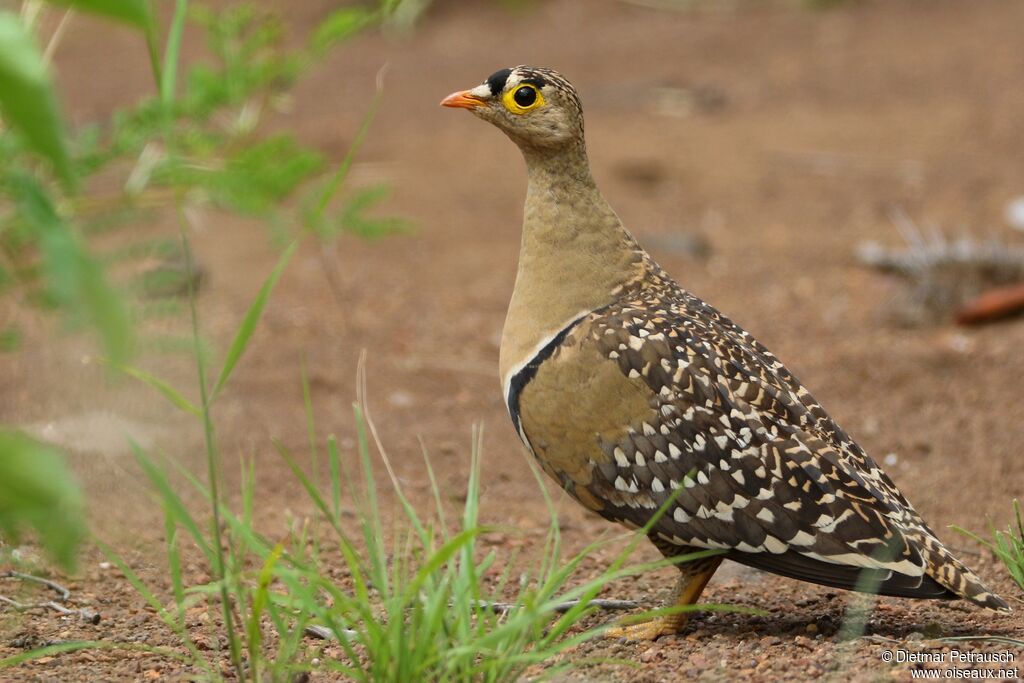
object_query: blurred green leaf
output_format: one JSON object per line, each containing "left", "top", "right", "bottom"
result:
{"left": 11, "top": 174, "right": 133, "bottom": 363}
{"left": 44, "top": 0, "right": 154, "bottom": 29}
{"left": 210, "top": 241, "right": 296, "bottom": 401}
{"left": 335, "top": 184, "right": 413, "bottom": 240}
{"left": 0, "top": 13, "right": 73, "bottom": 184}
{"left": 0, "top": 327, "right": 21, "bottom": 352}
{"left": 311, "top": 7, "right": 373, "bottom": 56}
{"left": 0, "top": 429, "right": 85, "bottom": 570}
{"left": 154, "top": 136, "right": 322, "bottom": 217}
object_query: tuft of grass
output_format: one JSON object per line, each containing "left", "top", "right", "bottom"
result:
{"left": 0, "top": 229, "right": 732, "bottom": 680}
{"left": 103, "top": 366, "right": 717, "bottom": 680}
{"left": 953, "top": 499, "right": 1024, "bottom": 595}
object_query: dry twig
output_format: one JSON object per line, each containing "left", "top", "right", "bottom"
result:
{"left": 471, "top": 598, "right": 640, "bottom": 614}
{"left": 0, "top": 570, "right": 101, "bottom": 623}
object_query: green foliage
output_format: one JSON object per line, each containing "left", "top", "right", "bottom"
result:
{"left": 332, "top": 184, "right": 413, "bottom": 241}
{"left": 953, "top": 500, "right": 1024, "bottom": 595}
{"left": 0, "top": 12, "right": 72, "bottom": 183}
{"left": 0, "top": 0, "right": 410, "bottom": 585}
{"left": 311, "top": 6, "right": 375, "bottom": 56}
{"left": 0, "top": 187, "right": 742, "bottom": 677}
{"left": 6, "top": 224, "right": 707, "bottom": 680}
{"left": 8, "top": 173, "right": 133, "bottom": 362}
{"left": 0, "top": 327, "right": 20, "bottom": 351}
{"left": 0, "top": 429, "right": 84, "bottom": 570}
{"left": 1, "top": 0, "right": 409, "bottom": 367}
{"left": 44, "top": 0, "right": 154, "bottom": 29}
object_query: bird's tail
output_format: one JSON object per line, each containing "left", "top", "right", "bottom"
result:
{"left": 916, "top": 531, "right": 1010, "bottom": 612}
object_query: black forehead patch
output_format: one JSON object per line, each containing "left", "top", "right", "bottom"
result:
{"left": 521, "top": 76, "right": 547, "bottom": 89}
{"left": 485, "top": 68, "right": 513, "bottom": 96}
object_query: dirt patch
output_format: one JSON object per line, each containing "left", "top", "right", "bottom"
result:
{"left": 2, "top": 0, "right": 1023, "bottom": 680}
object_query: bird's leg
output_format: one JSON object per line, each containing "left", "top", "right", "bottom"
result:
{"left": 605, "top": 555, "right": 723, "bottom": 641}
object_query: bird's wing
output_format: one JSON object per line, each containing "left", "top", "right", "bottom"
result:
{"left": 519, "top": 285, "right": 933, "bottom": 582}
{"left": 515, "top": 280, "right": 1007, "bottom": 608}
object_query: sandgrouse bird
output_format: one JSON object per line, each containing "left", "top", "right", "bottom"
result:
{"left": 442, "top": 66, "right": 1009, "bottom": 640}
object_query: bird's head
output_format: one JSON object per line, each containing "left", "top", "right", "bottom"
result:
{"left": 441, "top": 66, "right": 584, "bottom": 151}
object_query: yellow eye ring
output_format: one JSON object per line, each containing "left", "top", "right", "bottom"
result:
{"left": 503, "top": 83, "right": 544, "bottom": 115}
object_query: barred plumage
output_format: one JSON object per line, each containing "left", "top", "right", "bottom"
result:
{"left": 443, "top": 66, "right": 1008, "bottom": 640}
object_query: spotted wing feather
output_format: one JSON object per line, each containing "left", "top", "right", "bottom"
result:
{"left": 518, "top": 273, "right": 1007, "bottom": 610}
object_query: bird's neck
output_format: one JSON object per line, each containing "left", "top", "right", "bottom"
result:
{"left": 499, "top": 142, "right": 647, "bottom": 385}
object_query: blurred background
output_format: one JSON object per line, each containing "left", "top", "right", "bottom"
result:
{"left": 1, "top": 0, "right": 1023, "bottom": 677}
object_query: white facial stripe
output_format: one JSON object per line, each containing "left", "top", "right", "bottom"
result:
{"left": 468, "top": 84, "right": 492, "bottom": 99}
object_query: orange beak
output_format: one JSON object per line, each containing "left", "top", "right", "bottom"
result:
{"left": 440, "top": 89, "right": 487, "bottom": 109}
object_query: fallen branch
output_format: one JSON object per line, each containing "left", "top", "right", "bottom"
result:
{"left": 955, "top": 283, "right": 1024, "bottom": 325}
{"left": 471, "top": 598, "right": 639, "bottom": 614}
{"left": 1, "top": 571, "right": 70, "bottom": 601}
{"left": 0, "top": 570, "right": 101, "bottom": 623}
{"left": 856, "top": 210, "right": 1024, "bottom": 325}
{"left": 300, "top": 598, "right": 640, "bottom": 642}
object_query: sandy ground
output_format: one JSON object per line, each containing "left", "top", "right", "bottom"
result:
{"left": 2, "top": 0, "right": 1023, "bottom": 680}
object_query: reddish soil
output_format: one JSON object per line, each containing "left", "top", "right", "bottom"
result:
{"left": 2, "top": 0, "right": 1023, "bottom": 680}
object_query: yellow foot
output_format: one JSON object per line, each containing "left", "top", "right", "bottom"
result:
{"left": 604, "top": 616, "right": 684, "bottom": 642}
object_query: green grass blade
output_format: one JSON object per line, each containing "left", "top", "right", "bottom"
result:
{"left": 93, "top": 539, "right": 209, "bottom": 673}
{"left": 403, "top": 528, "right": 482, "bottom": 602}
{"left": 110, "top": 363, "right": 201, "bottom": 415}
{"left": 327, "top": 435, "right": 342, "bottom": 520}
{"left": 246, "top": 542, "right": 284, "bottom": 679}
{"left": 129, "top": 440, "right": 214, "bottom": 562}
{"left": 242, "top": 457, "right": 255, "bottom": 528}
{"left": 163, "top": 508, "right": 185, "bottom": 629}
{"left": 304, "top": 71, "right": 384, "bottom": 230}
{"left": 210, "top": 241, "right": 296, "bottom": 402}
{"left": 301, "top": 360, "right": 320, "bottom": 491}
{"left": 273, "top": 439, "right": 339, "bottom": 536}
{"left": 0, "top": 14, "right": 73, "bottom": 184}
{"left": 44, "top": 0, "right": 153, "bottom": 29}
{"left": 160, "top": 0, "right": 188, "bottom": 108}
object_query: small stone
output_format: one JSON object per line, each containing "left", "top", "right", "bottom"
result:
{"left": 805, "top": 623, "right": 819, "bottom": 634}
{"left": 1005, "top": 196, "right": 1024, "bottom": 231}
{"left": 640, "top": 646, "right": 658, "bottom": 663}
{"left": 79, "top": 609, "right": 101, "bottom": 625}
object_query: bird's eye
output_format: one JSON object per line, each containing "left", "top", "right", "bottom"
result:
{"left": 513, "top": 86, "right": 536, "bottom": 107}
{"left": 502, "top": 83, "right": 544, "bottom": 114}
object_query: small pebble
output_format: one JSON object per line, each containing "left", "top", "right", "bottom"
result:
{"left": 1005, "top": 196, "right": 1024, "bottom": 231}
{"left": 793, "top": 635, "right": 814, "bottom": 649}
